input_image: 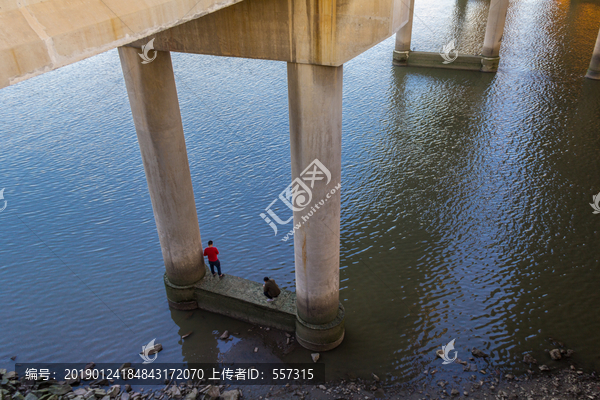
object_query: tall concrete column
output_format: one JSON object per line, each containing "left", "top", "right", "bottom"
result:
{"left": 585, "top": 28, "right": 600, "bottom": 80}
{"left": 481, "top": 0, "right": 509, "bottom": 72}
{"left": 118, "top": 46, "right": 205, "bottom": 307}
{"left": 287, "top": 62, "right": 345, "bottom": 351}
{"left": 393, "top": 0, "right": 415, "bottom": 64}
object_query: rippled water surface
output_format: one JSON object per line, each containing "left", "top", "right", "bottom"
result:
{"left": 1, "top": 0, "right": 600, "bottom": 383}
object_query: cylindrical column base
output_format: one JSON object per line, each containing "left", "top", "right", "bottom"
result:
{"left": 393, "top": 50, "right": 410, "bottom": 65}
{"left": 585, "top": 69, "right": 600, "bottom": 80}
{"left": 480, "top": 56, "right": 500, "bottom": 72}
{"left": 164, "top": 273, "right": 199, "bottom": 310}
{"left": 295, "top": 303, "right": 345, "bottom": 351}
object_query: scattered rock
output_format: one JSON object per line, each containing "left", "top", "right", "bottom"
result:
{"left": 204, "top": 386, "right": 219, "bottom": 400}
{"left": 565, "top": 349, "right": 574, "bottom": 357}
{"left": 145, "top": 343, "right": 162, "bottom": 355}
{"left": 285, "top": 333, "right": 291, "bottom": 338}
{"left": 549, "top": 349, "right": 561, "bottom": 360}
{"left": 125, "top": 385, "right": 132, "bottom": 393}
{"left": 107, "top": 386, "right": 120, "bottom": 398}
{"left": 49, "top": 384, "right": 72, "bottom": 395}
{"left": 318, "top": 385, "right": 326, "bottom": 390}
{"left": 253, "top": 347, "right": 258, "bottom": 353}
{"left": 74, "top": 389, "right": 88, "bottom": 396}
{"left": 10, "top": 356, "right": 16, "bottom": 361}
{"left": 311, "top": 353, "right": 320, "bottom": 363}
{"left": 539, "top": 365, "right": 550, "bottom": 372}
{"left": 265, "top": 327, "right": 270, "bottom": 331}
{"left": 219, "top": 330, "right": 230, "bottom": 340}
{"left": 504, "top": 374, "right": 514, "bottom": 380}
{"left": 436, "top": 349, "right": 444, "bottom": 359}
{"left": 220, "top": 389, "right": 240, "bottom": 400}
{"left": 183, "top": 388, "right": 197, "bottom": 400}
{"left": 451, "top": 388, "right": 459, "bottom": 396}
{"left": 523, "top": 354, "right": 537, "bottom": 364}
{"left": 181, "top": 332, "right": 192, "bottom": 339}
{"left": 372, "top": 373, "right": 380, "bottom": 382}
{"left": 471, "top": 348, "right": 489, "bottom": 358}
{"left": 463, "top": 391, "right": 469, "bottom": 396}
{"left": 24, "top": 394, "right": 38, "bottom": 400}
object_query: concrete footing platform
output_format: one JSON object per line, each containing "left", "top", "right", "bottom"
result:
{"left": 164, "top": 269, "right": 297, "bottom": 332}
{"left": 393, "top": 50, "right": 499, "bottom": 72}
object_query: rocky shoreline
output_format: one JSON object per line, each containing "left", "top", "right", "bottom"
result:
{"left": 1, "top": 362, "right": 599, "bottom": 400}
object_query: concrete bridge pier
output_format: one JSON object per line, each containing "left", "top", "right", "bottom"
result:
{"left": 481, "top": 0, "right": 509, "bottom": 72}
{"left": 287, "top": 63, "right": 345, "bottom": 351}
{"left": 585, "top": 28, "right": 600, "bottom": 80}
{"left": 392, "top": 0, "right": 415, "bottom": 65}
{"left": 118, "top": 47, "right": 205, "bottom": 310}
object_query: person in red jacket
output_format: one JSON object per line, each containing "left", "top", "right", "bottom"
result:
{"left": 203, "top": 240, "right": 223, "bottom": 277}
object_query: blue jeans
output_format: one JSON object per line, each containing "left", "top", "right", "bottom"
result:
{"left": 209, "top": 260, "right": 222, "bottom": 275}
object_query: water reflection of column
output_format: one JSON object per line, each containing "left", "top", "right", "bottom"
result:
{"left": 585, "top": 28, "right": 600, "bottom": 80}
{"left": 287, "top": 62, "right": 345, "bottom": 351}
{"left": 393, "top": 0, "right": 415, "bottom": 64}
{"left": 118, "top": 47, "right": 205, "bottom": 307}
{"left": 481, "top": 0, "right": 509, "bottom": 72}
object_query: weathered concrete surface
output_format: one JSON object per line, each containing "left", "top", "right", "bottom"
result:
{"left": 394, "top": 51, "right": 486, "bottom": 71}
{"left": 586, "top": 27, "right": 600, "bottom": 80}
{"left": 194, "top": 267, "right": 297, "bottom": 332}
{"left": 128, "top": 0, "right": 410, "bottom": 66}
{"left": 119, "top": 47, "right": 205, "bottom": 288}
{"left": 0, "top": 0, "right": 245, "bottom": 89}
{"left": 287, "top": 63, "right": 344, "bottom": 350}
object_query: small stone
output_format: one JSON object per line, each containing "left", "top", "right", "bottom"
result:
{"left": 549, "top": 349, "right": 561, "bottom": 360}
{"left": 570, "top": 365, "right": 576, "bottom": 370}
{"left": 423, "top": 370, "right": 429, "bottom": 375}
{"left": 565, "top": 349, "right": 574, "bottom": 357}
{"left": 371, "top": 373, "right": 379, "bottom": 382}
{"left": 74, "top": 390, "right": 87, "bottom": 397}
{"left": 220, "top": 390, "right": 240, "bottom": 400}
{"left": 318, "top": 385, "right": 326, "bottom": 391}
{"left": 107, "top": 386, "right": 120, "bottom": 398}
{"left": 204, "top": 386, "right": 220, "bottom": 400}
{"left": 451, "top": 388, "right": 459, "bottom": 396}
{"left": 265, "top": 328, "right": 270, "bottom": 331}
{"left": 285, "top": 333, "right": 291, "bottom": 338}
{"left": 577, "top": 370, "right": 583, "bottom": 375}
{"left": 286, "top": 338, "right": 290, "bottom": 345}
{"left": 219, "top": 331, "right": 230, "bottom": 340}
{"left": 253, "top": 347, "right": 258, "bottom": 353}
{"left": 25, "top": 394, "right": 38, "bottom": 400}
{"left": 125, "top": 385, "right": 132, "bottom": 393}
{"left": 10, "top": 356, "right": 16, "bottom": 361}
{"left": 480, "top": 370, "right": 486, "bottom": 374}
{"left": 463, "top": 391, "right": 469, "bottom": 396}
{"left": 498, "top": 390, "right": 507, "bottom": 397}
{"left": 539, "top": 365, "right": 550, "bottom": 371}
{"left": 436, "top": 349, "right": 444, "bottom": 359}
{"left": 489, "top": 385, "right": 495, "bottom": 391}
{"left": 181, "top": 332, "right": 192, "bottom": 339}
{"left": 471, "top": 348, "right": 489, "bottom": 358}
{"left": 50, "top": 385, "right": 73, "bottom": 396}
{"left": 523, "top": 354, "right": 537, "bottom": 364}
{"left": 504, "top": 374, "right": 514, "bottom": 380}
{"left": 311, "top": 353, "right": 320, "bottom": 363}
{"left": 183, "top": 388, "right": 197, "bottom": 400}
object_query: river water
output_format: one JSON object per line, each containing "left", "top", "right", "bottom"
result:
{"left": 1, "top": 0, "right": 600, "bottom": 384}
